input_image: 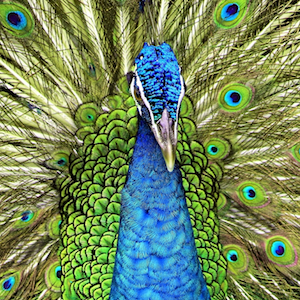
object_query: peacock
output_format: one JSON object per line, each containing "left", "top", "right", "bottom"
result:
{"left": 0, "top": 0, "right": 299, "bottom": 299}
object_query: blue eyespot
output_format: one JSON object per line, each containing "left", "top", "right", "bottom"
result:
{"left": 2, "top": 277, "right": 15, "bottom": 291}
{"left": 6, "top": 11, "right": 27, "bottom": 30}
{"left": 27, "top": 103, "right": 42, "bottom": 115}
{"left": 224, "top": 90, "right": 242, "bottom": 107}
{"left": 56, "top": 157, "right": 67, "bottom": 167}
{"left": 242, "top": 186, "right": 256, "bottom": 200}
{"left": 55, "top": 266, "right": 62, "bottom": 279}
{"left": 139, "top": 0, "right": 147, "bottom": 13}
{"left": 271, "top": 241, "right": 285, "bottom": 257}
{"left": 221, "top": 3, "right": 240, "bottom": 21}
{"left": 88, "top": 63, "right": 96, "bottom": 77}
{"left": 207, "top": 145, "right": 219, "bottom": 155}
{"left": 227, "top": 250, "right": 238, "bottom": 262}
{"left": 21, "top": 210, "right": 34, "bottom": 222}
{"left": 86, "top": 114, "right": 94, "bottom": 121}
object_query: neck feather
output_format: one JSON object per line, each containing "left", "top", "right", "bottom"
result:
{"left": 110, "top": 117, "right": 210, "bottom": 300}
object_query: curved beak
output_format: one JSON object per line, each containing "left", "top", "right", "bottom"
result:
{"left": 151, "top": 108, "right": 177, "bottom": 172}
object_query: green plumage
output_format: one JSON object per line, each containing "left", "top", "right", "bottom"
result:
{"left": 57, "top": 83, "right": 227, "bottom": 299}
{"left": 0, "top": 0, "right": 299, "bottom": 299}
{"left": 58, "top": 93, "right": 138, "bottom": 300}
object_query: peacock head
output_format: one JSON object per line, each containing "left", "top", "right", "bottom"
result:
{"left": 130, "top": 42, "right": 185, "bottom": 172}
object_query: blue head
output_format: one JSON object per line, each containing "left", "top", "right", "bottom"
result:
{"left": 130, "top": 43, "right": 185, "bottom": 172}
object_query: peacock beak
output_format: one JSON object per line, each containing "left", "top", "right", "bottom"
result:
{"left": 151, "top": 108, "right": 177, "bottom": 172}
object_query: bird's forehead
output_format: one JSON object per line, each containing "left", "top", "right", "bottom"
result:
{"left": 134, "top": 42, "right": 182, "bottom": 121}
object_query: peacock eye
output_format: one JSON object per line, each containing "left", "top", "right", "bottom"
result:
{"left": 45, "top": 262, "right": 62, "bottom": 292}
{"left": 57, "top": 158, "right": 67, "bottom": 166}
{"left": 227, "top": 250, "right": 238, "bottom": 262}
{"left": 204, "top": 138, "right": 231, "bottom": 160}
{"left": 271, "top": 241, "right": 285, "bottom": 257}
{"left": 20, "top": 210, "right": 34, "bottom": 222}
{"left": 7, "top": 12, "right": 21, "bottom": 26}
{"left": 2, "top": 277, "right": 15, "bottom": 291}
{"left": 218, "top": 82, "right": 253, "bottom": 112}
{"left": 214, "top": 0, "right": 248, "bottom": 29}
{"left": 221, "top": 3, "right": 240, "bottom": 21}
{"left": 223, "top": 245, "right": 248, "bottom": 273}
{"left": 291, "top": 142, "right": 300, "bottom": 162}
{"left": 6, "top": 11, "right": 27, "bottom": 30}
{"left": 265, "top": 236, "right": 296, "bottom": 266}
{"left": 55, "top": 266, "right": 62, "bottom": 279}
{"left": 0, "top": 3, "right": 35, "bottom": 37}
{"left": 242, "top": 186, "right": 256, "bottom": 200}
{"left": 208, "top": 145, "right": 219, "bottom": 155}
{"left": 237, "top": 181, "right": 269, "bottom": 207}
{"left": 224, "top": 90, "right": 241, "bottom": 106}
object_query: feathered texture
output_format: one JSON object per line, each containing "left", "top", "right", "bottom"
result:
{"left": 0, "top": 0, "right": 299, "bottom": 299}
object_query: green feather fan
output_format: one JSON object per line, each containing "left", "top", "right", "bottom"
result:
{"left": 0, "top": 0, "right": 300, "bottom": 299}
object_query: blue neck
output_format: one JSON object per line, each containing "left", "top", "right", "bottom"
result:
{"left": 110, "top": 117, "right": 210, "bottom": 300}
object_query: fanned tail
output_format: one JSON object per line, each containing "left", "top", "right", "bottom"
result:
{"left": 0, "top": 0, "right": 299, "bottom": 299}
{"left": 185, "top": 0, "right": 300, "bottom": 298}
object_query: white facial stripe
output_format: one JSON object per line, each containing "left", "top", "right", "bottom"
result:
{"left": 177, "top": 74, "right": 186, "bottom": 117}
{"left": 130, "top": 71, "right": 142, "bottom": 116}
{"left": 134, "top": 71, "right": 163, "bottom": 144}
{"left": 133, "top": 66, "right": 185, "bottom": 145}
{"left": 134, "top": 71, "right": 156, "bottom": 127}
{"left": 174, "top": 74, "right": 185, "bottom": 141}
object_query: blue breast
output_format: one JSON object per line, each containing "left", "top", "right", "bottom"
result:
{"left": 109, "top": 117, "right": 210, "bottom": 300}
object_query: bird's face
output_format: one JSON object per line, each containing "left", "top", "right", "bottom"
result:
{"left": 130, "top": 42, "right": 185, "bottom": 172}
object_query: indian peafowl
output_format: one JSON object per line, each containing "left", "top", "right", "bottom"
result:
{"left": 0, "top": 0, "right": 300, "bottom": 299}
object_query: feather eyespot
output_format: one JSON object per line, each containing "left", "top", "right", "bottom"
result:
{"left": 223, "top": 245, "right": 248, "bottom": 273}
{"left": 208, "top": 145, "right": 219, "bottom": 155}
{"left": 55, "top": 266, "right": 62, "bottom": 279}
{"left": 20, "top": 210, "right": 34, "bottom": 222}
{"left": 271, "top": 241, "right": 285, "bottom": 257}
{"left": 204, "top": 138, "right": 231, "bottom": 160}
{"left": 218, "top": 83, "right": 253, "bottom": 112}
{"left": 242, "top": 186, "right": 256, "bottom": 200}
{"left": 48, "top": 215, "right": 62, "bottom": 239}
{"left": 265, "top": 236, "right": 297, "bottom": 266}
{"left": 6, "top": 11, "right": 27, "bottom": 30}
{"left": 290, "top": 143, "right": 300, "bottom": 162}
{"left": 0, "top": 272, "right": 20, "bottom": 296}
{"left": 227, "top": 250, "right": 238, "bottom": 262}
{"left": 45, "top": 262, "right": 62, "bottom": 292}
{"left": 46, "top": 150, "right": 70, "bottom": 170}
{"left": 2, "top": 277, "right": 15, "bottom": 291}
{"left": 75, "top": 103, "right": 99, "bottom": 126}
{"left": 82, "top": 110, "right": 95, "bottom": 122}
{"left": 236, "top": 181, "right": 270, "bottom": 208}
{"left": 214, "top": 0, "right": 249, "bottom": 29}
{"left": 224, "top": 90, "right": 241, "bottom": 106}
{"left": 0, "top": 3, "right": 35, "bottom": 37}
{"left": 221, "top": 4, "right": 239, "bottom": 21}
{"left": 57, "top": 158, "right": 67, "bottom": 166}
{"left": 14, "top": 210, "right": 38, "bottom": 228}
{"left": 88, "top": 63, "right": 96, "bottom": 77}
